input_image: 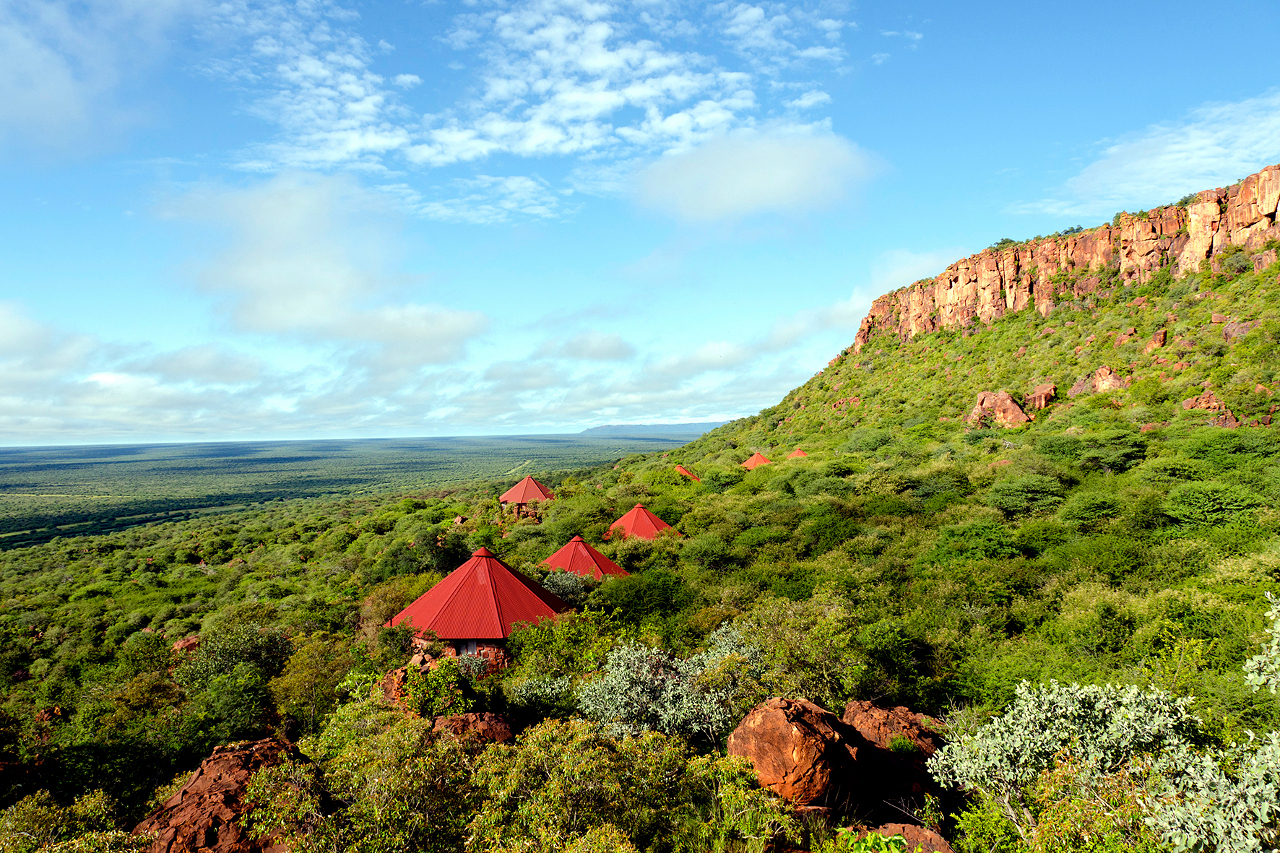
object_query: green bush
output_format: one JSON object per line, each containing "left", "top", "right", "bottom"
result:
{"left": 987, "top": 475, "right": 1065, "bottom": 516}
{"left": 1164, "top": 482, "right": 1263, "bottom": 526}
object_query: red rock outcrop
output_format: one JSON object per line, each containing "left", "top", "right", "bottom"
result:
{"left": 966, "top": 391, "right": 1029, "bottom": 427}
{"left": 727, "top": 698, "right": 945, "bottom": 822}
{"left": 432, "top": 712, "right": 513, "bottom": 743}
{"left": 841, "top": 701, "right": 942, "bottom": 758}
{"left": 134, "top": 739, "right": 291, "bottom": 853}
{"left": 853, "top": 164, "right": 1280, "bottom": 352}
{"left": 1145, "top": 329, "right": 1168, "bottom": 354}
{"left": 1182, "top": 390, "right": 1239, "bottom": 427}
{"left": 171, "top": 636, "right": 200, "bottom": 655}
{"left": 727, "top": 698, "right": 858, "bottom": 806}
{"left": 1092, "top": 365, "right": 1128, "bottom": 393}
{"left": 861, "top": 824, "right": 955, "bottom": 853}
{"left": 1026, "top": 383, "right": 1056, "bottom": 410}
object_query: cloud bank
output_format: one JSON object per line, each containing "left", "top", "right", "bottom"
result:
{"left": 636, "top": 133, "right": 875, "bottom": 222}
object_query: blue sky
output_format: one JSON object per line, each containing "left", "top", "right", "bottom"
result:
{"left": 3, "top": 0, "right": 1280, "bottom": 444}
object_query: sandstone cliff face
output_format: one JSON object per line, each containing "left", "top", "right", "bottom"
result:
{"left": 854, "top": 164, "right": 1280, "bottom": 352}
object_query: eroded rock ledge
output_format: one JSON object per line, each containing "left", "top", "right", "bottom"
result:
{"left": 854, "top": 164, "right": 1280, "bottom": 352}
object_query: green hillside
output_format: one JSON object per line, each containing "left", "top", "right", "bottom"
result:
{"left": 2, "top": 256, "right": 1279, "bottom": 850}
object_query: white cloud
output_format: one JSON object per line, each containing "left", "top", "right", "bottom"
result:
{"left": 197, "top": 0, "right": 854, "bottom": 222}
{"left": 786, "top": 90, "right": 831, "bottom": 109}
{"left": 636, "top": 131, "right": 875, "bottom": 221}
{"left": 0, "top": 0, "right": 199, "bottom": 151}
{"left": 173, "top": 172, "right": 487, "bottom": 367}
{"left": 386, "top": 174, "right": 569, "bottom": 224}
{"left": 536, "top": 331, "right": 636, "bottom": 361}
{"left": 1022, "top": 90, "right": 1280, "bottom": 218}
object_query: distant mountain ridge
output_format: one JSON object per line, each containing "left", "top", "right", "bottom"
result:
{"left": 855, "top": 163, "right": 1280, "bottom": 351}
{"left": 579, "top": 422, "right": 726, "bottom": 437}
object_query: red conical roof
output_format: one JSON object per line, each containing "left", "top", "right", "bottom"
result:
{"left": 787, "top": 448, "right": 808, "bottom": 459}
{"left": 675, "top": 464, "right": 701, "bottom": 482}
{"left": 388, "top": 547, "right": 568, "bottom": 640}
{"left": 500, "top": 476, "right": 554, "bottom": 505}
{"left": 604, "top": 504, "right": 677, "bottom": 541}
{"left": 543, "top": 535, "right": 628, "bottom": 580}
{"left": 742, "top": 452, "right": 772, "bottom": 470}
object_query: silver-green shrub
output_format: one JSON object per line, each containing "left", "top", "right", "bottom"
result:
{"left": 1150, "top": 594, "right": 1280, "bottom": 852}
{"left": 928, "top": 681, "right": 1200, "bottom": 828}
{"left": 576, "top": 642, "right": 734, "bottom": 743}
{"left": 1244, "top": 593, "right": 1280, "bottom": 695}
{"left": 1148, "top": 731, "right": 1280, "bottom": 853}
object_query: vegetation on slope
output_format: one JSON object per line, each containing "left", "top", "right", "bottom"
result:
{"left": 2, "top": 253, "right": 1280, "bottom": 850}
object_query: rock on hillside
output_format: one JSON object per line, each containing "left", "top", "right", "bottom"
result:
{"left": 134, "top": 739, "right": 291, "bottom": 853}
{"left": 726, "top": 697, "right": 944, "bottom": 824}
{"left": 854, "top": 163, "right": 1280, "bottom": 351}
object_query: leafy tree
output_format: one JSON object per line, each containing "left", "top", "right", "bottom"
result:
{"left": 270, "top": 632, "right": 352, "bottom": 735}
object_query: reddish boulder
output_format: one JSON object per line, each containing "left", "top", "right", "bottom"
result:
{"left": 1067, "top": 375, "right": 1093, "bottom": 397}
{"left": 432, "top": 712, "right": 513, "bottom": 743}
{"left": 966, "top": 391, "right": 1029, "bottom": 428}
{"left": 1092, "top": 365, "right": 1128, "bottom": 393}
{"left": 728, "top": 698, "right": 945, "bottom": 822}
{"left": 1026, "top": 383, "right": 1056, "bottom": 410}
{"left": 134, "top": 739, "right": 291, "bottom": 853}
{"left": 1144, "top": 329, "right": 1168, "bottom": 354}
{"left": 862, "top": 824, "right": 954, "bottom": 853}
{"left": 841, "top": 701, "right": 942, "bottom": 758}
{"left": 1223, "top": 319, "right": 1260, "bottom": 342}
{"left": 171, "top": 636, "right": 200, "bottom": 655}
{"left": 727, "top": 698, "right": 857, "bottom": 806}
{"left": 1182, "top": 390, "right": 1239, "bottom": 427}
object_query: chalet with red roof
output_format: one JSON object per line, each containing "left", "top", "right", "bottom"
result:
{"left": 500, "top": 475, "right": 554, "bottom": 520}
{"left": 387, "top": 547, "right": 568, "bottom": 667}
{"left": 786, "top": 448, "right": 808, "bottom": 459}
{"left": 543, "top": 535, "right": 628, "bottom": 580}
{"left": 742, "top": 452, "right": 772, "bottom": 470}
{"left": 604, "top": 504, "right": 679, "bottom": 541}
{"left": 675, "top": 464, "right": 700, "bottom": 482}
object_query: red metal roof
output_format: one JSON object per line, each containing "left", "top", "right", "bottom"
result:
{"left": 542, "top": 535, "right": 628, "bottom": 580}
{"left": 500, "top": 476, "right": 554, "bottom": 505}
{"left": 604, "top": 504, "right": 678, "bottom": 541}
{"left": 388, "top": 547, "right": 568, "bottom": 640}
{"left": 786, "top": 448, "right": 808, "bottom": 459}
{"left": 675, "top": 464, "right": 701, "bottom": 482}
{"left": 742, "top": 452, "right": 772, "bottom": 470}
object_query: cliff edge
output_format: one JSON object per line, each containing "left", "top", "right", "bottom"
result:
{"left": 854, "top": 164, "right": 1280, "bottom": 352}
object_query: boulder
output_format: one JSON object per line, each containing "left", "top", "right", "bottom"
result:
{"left": 1181, "top": 390, "right": 1239, "bottom": 428}
{"left": 726, "top": 698, "right": 857, "bottom": 807}
{"left": 432, "top": 712, "right": 513, "bottom": 743}
{"left": 1067, "top": 375, "right": 1093, "bottom": 397}
{"left": 134, "top": 739, "right": 291, "bottom": 853}
{"left": 1092, "top": 365, "right": 1128, "bottom": 393}
{"left": 861, "top": 824, "right": 954, "bottom": 853}
{"left": 966, "top": 391, "right": 1029, "bottom": 427}
{"left": 1026, "top": 383, "right": 1056, "bottom": 410}
{"left": 728, "top": 698, "right": 945, "bottom": 821}
{"left": 171, "top": 636, "right": 200, "bottom": 655}
{"left": 1144, "top": 329, "right": 1167, "bottom": 354}
{"left": 1223, "top": 319, "right": 1260, "bottom": 342}
{"left": 841, "top": 701, "right": 942, "bottom": 758}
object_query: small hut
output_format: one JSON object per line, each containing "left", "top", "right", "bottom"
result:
{"left": 387, "top": 547, "right": 568, "bottom": 667}
{"left": 543, "top": 535, "right": 628, "bottom": 580}
{"left": 500, "top": 475, "right": 554, "bottom": 520}
{"left": 675, "top": 464, "right": 701, "bottom": 482}
{"left": 604, "top": 504, "right": 677, "bottom": 541}
{"left": 742, "top": 452, "right": 772, "bottom": 470}
{"left": 786, "top": 448, "right": 808, "bottom": 459}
